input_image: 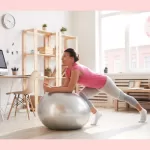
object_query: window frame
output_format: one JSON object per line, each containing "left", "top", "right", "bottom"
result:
{"left": 99, "top": 11, "right": 150, "bottom": 73}
{"left": 144, "top": 55, "right": 150, "bottom": 69}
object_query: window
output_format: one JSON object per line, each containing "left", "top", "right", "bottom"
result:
{"left": 144, "top": 56, "right": 150, "bottom": 68}
{"left": 104, "top": 55, "right": 108, "bottom": 67}
{"left": 100, "top": 11, "right": 150, "bottom": 73}
{"left": 114, "top": 59, "right": 121, "bottom": 73}
{"left": 129, "top": 12, "right": 150, "bottom": 71}
{"left": 131, "top": 54, "right": 136, "bottom": 69}
{"left": 101, "top": 14, "right": 128, "bottom": 73}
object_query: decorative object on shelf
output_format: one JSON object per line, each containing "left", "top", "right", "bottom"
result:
{"left": 30, "top": 50, "right": 34, "bottom": 54}
{"left": 42, "top": 24, "right": 47, "bottom": 30}
{"left": 11, "top": 42, "right": 15, "bottom": 55}
{"left": 60, "top": 27, "right": 67, "bottom": 34}
{"left": 44, "top": 68, "right": 52, "bottom": 77}
{"left": 104, "top": 67, "right": 108, "bottom": 73}
{"left": 1, "top": 13, "right": 16, "bottom": 29}
{"left": 6, "top": 49, "right": 9, "bottom": 53}
{"left": 38, "top": 46, "right": 53, "bottom": 54}
{"left": 128, "top": 80, "right": 141, "bottom": 89}
{"left": 11, "top": 67, "right": 19, "bottom": 75}
{"left": 128, "top": 80, "right": 135, "bottom": 88}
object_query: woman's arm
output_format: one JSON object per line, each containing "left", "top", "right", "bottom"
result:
{"left": 62, "top": 73, "right": 70, "bottom": 87}
{"left": 44, "top": 69, "right": 80, "bottom": 93}
{"left": 43, "top": 73, "right": 69, "bottom": 88}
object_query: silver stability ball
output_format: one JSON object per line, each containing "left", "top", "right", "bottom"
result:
{"left": 38, "top": 93, "right": 90, "bottom": 130}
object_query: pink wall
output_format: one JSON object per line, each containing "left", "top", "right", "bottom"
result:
{"left": 104, "top": 45, "right": 150, "bottom": 73}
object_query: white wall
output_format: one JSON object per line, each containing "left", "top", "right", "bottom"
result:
{"left": 0, "top": 11, "right": 73, "bottom": 110}
{"left": 71, "top": 11, "right": 98, "bottom": 71}
{"left": 0, "top": 11, "right": 73, "bottom": 75}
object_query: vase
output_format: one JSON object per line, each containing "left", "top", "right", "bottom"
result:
{"left": 61, "top": 31, "right": 65, "bottom": 34}
{"left": 45, "top": 71, "right": 51, "bottom": 77}
{"left": 12, "top": 71, "right": 18, "bottom": 75}
{"left": 42, "top": 27, "right": 47, "bottom": 30}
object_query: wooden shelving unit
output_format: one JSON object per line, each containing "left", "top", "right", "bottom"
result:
{"left": 22, "top": 28, "right": 78, "bottom": 110}
{"left": 22, "top": 28, "right": 59, "bottom": 110}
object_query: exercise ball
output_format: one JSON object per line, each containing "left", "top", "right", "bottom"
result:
{"left": 38, "top": 93, "right": 90, "bottom": 130}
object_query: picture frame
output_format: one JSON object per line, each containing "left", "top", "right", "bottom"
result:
{"left": 129, "top": 80, "right": 135, "bottom": 88}
{"left": 128, "top": 80, "right": 141, "bottom": 88}
{"left": 134, "top": 80, "right": 141, "bottom": 88}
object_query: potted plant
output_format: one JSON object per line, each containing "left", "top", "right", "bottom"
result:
{"left": 11, "top": 67, "right": 19, "bottom": 75}
{"left": 42, "top": 24, "right": 47, "bottom": 30}
{"left": 44, "top": 68, "right": 52, "bottom": 77}
{"left": 60, "top": 27, "right": 67, "bottom": 34}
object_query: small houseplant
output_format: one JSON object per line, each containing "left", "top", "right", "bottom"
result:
{"left": 42, "top": 24, "right": 47, "bottom": 30}
{"left": 60, "top": 27, "right": 67, "bottom": 34}
{"left": 11, "top": 67, "right": 19, "bottom": 75}
{"left": 44, "top": 68, "right": 52, "bottom": 77}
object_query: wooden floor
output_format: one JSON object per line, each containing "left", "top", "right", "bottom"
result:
{"left": 0, "top": 108, "right": 150, "bottom": 139}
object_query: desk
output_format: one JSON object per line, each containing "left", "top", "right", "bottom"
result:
{"left": 0, "top": 74, "right": 59, "bottom": 114}
{"left": 0, "top": 75, "right": 56, "bottom": 120}
{"left": 0, "top": 75, "right": 30, "bottom": 78}
{"left": 0, "top": 75, "right": 36, "bottom": 121}
{"left": 0, "top": 75, "right": 30, "bottom": 121}
{"left": 0, "top": 75, "right": 58, "bottom": 80}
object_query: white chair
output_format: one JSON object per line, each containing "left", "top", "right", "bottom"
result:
{"left": 6, "top": 70, "right": 40, "bottom": 120}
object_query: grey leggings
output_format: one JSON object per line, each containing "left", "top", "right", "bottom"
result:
{"left": 79, "top": 76, "right": 139, "bottom": 108}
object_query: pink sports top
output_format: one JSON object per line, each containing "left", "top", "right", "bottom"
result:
{"left": 65, "top": 62, "right": 107, "bottom": 89}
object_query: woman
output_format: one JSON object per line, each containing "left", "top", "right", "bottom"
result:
{"left": 43, "top": 48, "right": 147, "bottom": 125}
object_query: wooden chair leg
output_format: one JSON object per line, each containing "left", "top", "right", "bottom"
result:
{"left": 24, "top": 95, "right": 30, "bottom": 120}
{"left": 28, "top": 95, "right": 36, "bottom": 117}
{"left": 114, "top": 99, "right": 119, "bottom": 111}
{"left": 7, "top": 94, "right": 16, "bottom": 120}
{"left": 15, "top": 94, "right": 19, "bottom": 117}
